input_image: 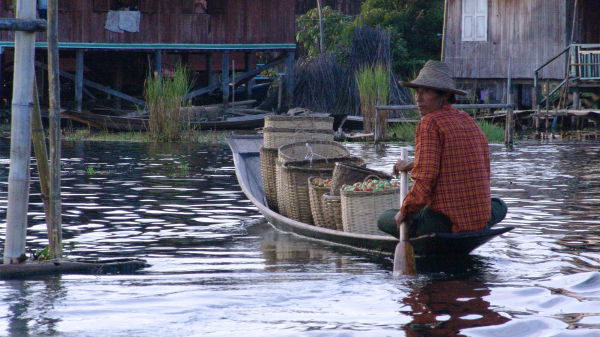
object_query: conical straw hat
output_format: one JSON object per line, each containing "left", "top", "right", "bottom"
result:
{"left": 399, "top": 60, "right": 467, "bottom": 96}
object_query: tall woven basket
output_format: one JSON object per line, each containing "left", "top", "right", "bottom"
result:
{"left": 279, "top": 157, "right": 364, "bottom": 224}
{"left": 308, "top": 177, "right": 334, "bottom": 229}
{"left": 341, "top": 187, "right": 400, "bottom": 235}
{"left": 263, "top": 127, "right": 334, "bottom": 150}
{"left": 259, "top": 147, "right": 279, "bottom": 211}
{"left": 322, "top": 193, "right": 343, "bottom": 231}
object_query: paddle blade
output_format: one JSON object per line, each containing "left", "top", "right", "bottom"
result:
{"left": 392, "top": 241, "right": 416, "bottom": 276}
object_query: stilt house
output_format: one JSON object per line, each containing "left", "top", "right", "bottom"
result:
{"left": 0, "top": 0, "right": 296, "bottom": 111}
{"left": 442, "top": 0, "right": 600, "bottom": 110}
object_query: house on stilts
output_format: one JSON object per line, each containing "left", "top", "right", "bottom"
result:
{"left": 442, "top": 0, "right": 600, "bottom": 131}
{"left": 0, "top": 0, "right": 296, "bottom": 114}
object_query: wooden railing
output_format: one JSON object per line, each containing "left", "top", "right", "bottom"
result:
{"left": 375, "top": 103, "right": 515, "bottom": 149}
{"left": 534, "top": 44, "right": 600, "bottom": 108}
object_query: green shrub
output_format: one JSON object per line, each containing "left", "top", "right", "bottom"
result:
{"left": 477, "top": 120, "right": 505, "bottom": 143}
{"left": 388, "top": 122, "right": 417, "bottom": 142}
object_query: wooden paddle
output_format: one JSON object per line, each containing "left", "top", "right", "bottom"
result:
{"left": 392, "top": 148, "right": 416, "bottom": 276}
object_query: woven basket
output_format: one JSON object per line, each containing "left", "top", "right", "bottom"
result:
{"left": 341, "top": 186, "right": 400, "bottom": 235}
{"left": 264, "top": 114, "right": 333, "bottom": 130}
{"left": 263, "top": 127, "right": 334, "bottom": 150}
{"left": 259, "top": 147, "right": 279, "bottom": 211}
{"left": 275, "top": 160, "right": 288, "bottom": 217}
{"left": 308, "top": 177, "right": 334, "bottom": 229}
{"left": 279, "top": 141, "right": 349, "bottom": 164}
{"left": 322, "top": 193, "right": 343, "bottom": 231}
{"left": 330, "top": 162, "right": 394, "bottom": 196}
{"left": 278, "top": 157, "right": 364, "bottom": 224}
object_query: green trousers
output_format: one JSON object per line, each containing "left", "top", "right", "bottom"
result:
{"left": 377, "top": 197, "right": 507, "bottom": 238}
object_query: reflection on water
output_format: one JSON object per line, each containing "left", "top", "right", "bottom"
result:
{"left": 0, "top": 140, "right": 599, "bottom": 335}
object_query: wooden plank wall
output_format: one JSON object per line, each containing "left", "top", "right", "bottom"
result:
{"left": 0, "top": 0, "right": 295, "bottom": 45}
{"left": 444, "top": 0, "right": 566, "bottom": 80}
{"left": 295, "top": 0, "right": 363, "bottom": 15}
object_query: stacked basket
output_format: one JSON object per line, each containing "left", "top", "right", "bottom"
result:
{"left": 259, "top": 114, "right": 334, "bottom": 211}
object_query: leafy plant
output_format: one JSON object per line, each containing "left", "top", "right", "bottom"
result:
{"left": 296, "top": 6, "right": 352, "bottom": 59}
{"left": 388, "top": 122, "right": 417, "bottom": 142}
{"left": 477, "top": 120, "right": 505, "bottom": 143}
{"left": 86, "top": 167, "right": 97, "bottom": 175}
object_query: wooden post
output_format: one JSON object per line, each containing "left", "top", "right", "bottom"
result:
{"left": 504, "top": 105, "right": 514, "bottom": 150}
{"left": 374, "top": 108, "right": 380, "bottom": 143}
{"left": 222, "top": 51, "right": 230, "bottom": 108}
{"left": 0, "top": 47, "right": 3, "bottom": 102}
{"left": 47, "top": 0, "right": 62, "bottom": 260}
{"left": 75, "top": 49, "right": 84, "bottom": 112}
{"left": 206, "top": 53, "right": 214, "bottom": 86}
{"left": 114, "top": 59, "right": 122, "bottom": 110}
{"left": 277, "top": 74, "right": 283, "bottom": 112}
{"left": 4, "top": 0, "right": 36, "bottom": 264}
{"left": 244, "top": 51, "right": 252, "bottom": 99}
{"left": 285, "top": 51, "right": 295, "bottom": 108}
{"left": 154, "top": 50, "right": 162, "bottom": 77}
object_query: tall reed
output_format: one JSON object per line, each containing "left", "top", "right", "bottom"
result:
{"left": 144, "top": 65, "right": 192, "bottom": 142}
{"left": 355, "top": 64, "right": 389, "bottom": 135}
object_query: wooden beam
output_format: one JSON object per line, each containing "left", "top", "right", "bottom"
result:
{"left": 35, "top": 61, "right": 146, "bottom": 106}
{"left": 285, "top": 51, "right": 295, "bottom": 106}
{"left": 222, "top": 51, "right": 230, "bottom": 107}
{"left": 75, "top": 50, "right": 84, "bottom": 112}
{"left": 0, "top": 18, "right": 46, "bottom": 32}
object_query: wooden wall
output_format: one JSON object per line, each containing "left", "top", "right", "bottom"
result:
{"left": 0, "top": 0, "right": 295, "bottom": 45}
{"left": 295, "top": 0, "right": 363, "bottom": 15}
{"left": 444, "top": 0, "right": 567, "bottom": 80}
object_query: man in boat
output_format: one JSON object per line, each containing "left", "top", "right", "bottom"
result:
{"left": 377, "top": 60, "right": 507, "bottom": 238}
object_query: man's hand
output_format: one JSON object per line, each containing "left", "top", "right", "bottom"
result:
{"left": 394, "top": 211, "right": 406, "bottom": 228}
{"left": 393, "top": 160, "right": 414, "bottom": 176}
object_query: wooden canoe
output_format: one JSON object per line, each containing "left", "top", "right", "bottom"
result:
{"left": 227, "top": 135, "right": 513, "bottom": 257}
{"left": 63, "top": 111, "right": 273, "bottom": 132}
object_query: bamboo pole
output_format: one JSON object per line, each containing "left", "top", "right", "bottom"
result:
{"left": 31, "top": 76, "right": 51, "bottom": 225}
{"left": 47, "top": 0, "right": 62, "bottom": 260}
{"left": 4, "top": 0, "right": 37, "bottom": 264}
{"left": 316, "top": 0, "right": 324, "bottom": 54}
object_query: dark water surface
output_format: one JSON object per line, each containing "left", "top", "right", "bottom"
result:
{"left": 0, "top": 139, "right": 599, "bottom": 336}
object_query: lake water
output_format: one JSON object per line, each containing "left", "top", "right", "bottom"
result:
{"left": 0, "top": 138, "right": 599, "bottom": 336}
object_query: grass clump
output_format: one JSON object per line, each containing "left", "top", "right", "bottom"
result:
{"left": 355, "top": 64, "right": 389, "bottom": 134}
{"left": 388, "top": 122, "right": 417, "bottom": 142}
{"left": 477, "top": 120, "right": 505, "bottom": 143}
{"left": 144, "top": 64, "right": 192, "bottom": 142}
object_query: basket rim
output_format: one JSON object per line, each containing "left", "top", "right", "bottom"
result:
{"left": 265, "top": 115, "right": 333, "bottom": 121}
{"left": 334, "top": 162, "right": 394, "bottom": 179}
{"left": 263, "top": 127, "right": 334, "bottom": 134}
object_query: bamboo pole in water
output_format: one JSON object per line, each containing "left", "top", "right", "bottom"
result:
{"left": 47, "top": 0, "right": 63, "bottom": 260}
{"left": 4, "top": 0, "right": 37, "bottom": 264}
{"left": 31, "top": 76, "right": 51, "bottom": 226}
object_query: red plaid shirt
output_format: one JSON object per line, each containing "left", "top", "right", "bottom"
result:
{"left": 401, "top": 104, "right": 491, "bottom": 232}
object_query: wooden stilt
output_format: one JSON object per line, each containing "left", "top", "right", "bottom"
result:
{"left": 285, "top": 51, "right": 295, "bottom": 107}
{"left": 75, "top": 49, "right": 84, "bottom": 112}
{"left": 113, "top": 59, "right": 122, "bottom": 110}
{"left": 222, "top": 51, "right": 230, "bottom": 108}
{"left": 47, "top": 0, "right": 62, "bottom": 260}
{"left": 206, "top": 52, "right": 214, "bottom": 86}
{"left": 153, "top": 50, "right": 162, "bottom": 77}
{"left": 5, "top": 0, "right": 37, "bottom": 264}
{"left": 244, "top": 51, "right": 252, "bottom": 99}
